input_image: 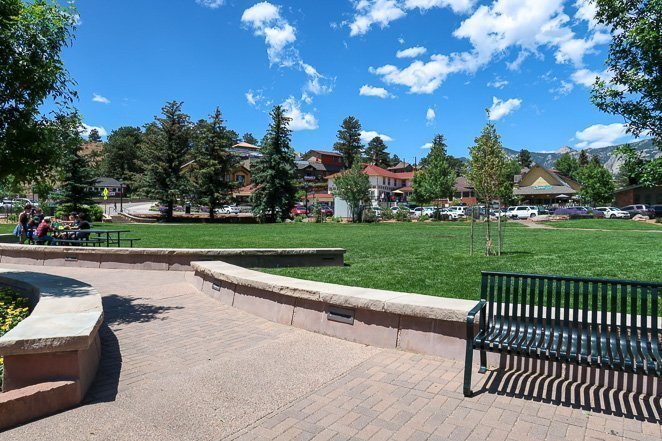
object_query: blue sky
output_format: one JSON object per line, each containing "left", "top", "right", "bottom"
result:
{"left": 66, "top": 0, "right": 638, "bottom": 161}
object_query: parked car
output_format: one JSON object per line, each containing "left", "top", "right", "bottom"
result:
{"left": 372, "top": 206, "right": 382, "bottom": 218}
{"left": 595, "top": 207, "right": 630, "bottom": 219}
{"left": 390, "top": 204, "right": 411, "bottom": 213}
{"left": 1, "top": 199, "right": 13, "bottom": 210}
{"left": 652, "top": 205, "right": 662, "bottom": 218}
{"left": 552, "top": 206, "right": 588, "bottom": 216}
{"left": 509, "top": 206, "right": 538, "bottom": 219}
{"left": 221, "top": 205, "right": 240, "bottom": 214}
{"left": 620, "top": 204, "right": 656, "bottom": 218}
{"left": 307, "top": 204, "right": 333, "bottom": 216}
{"left": 446, "top": 206, "right": 467, "bottom": 219}
{"left": 411, "top": 207, "right": 436, "bottom": 217}
{"left": 290, "top": 204, "right": 307, "bottom": 216}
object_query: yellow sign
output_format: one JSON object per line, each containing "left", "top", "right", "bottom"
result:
{"left": 103, "top": 187, "right": 109, "bottom": 200}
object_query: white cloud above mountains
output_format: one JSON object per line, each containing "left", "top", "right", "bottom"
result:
{"left": 80, "top": 123, "right": 107, "bottom": 138}
{"left": 575, "top": 123, "right": 630, "bottom": 149}
{"left": 367, "top": 0, "right": 611, "bottom": 94}
{"left": 359, "top": 85, "right": 393, "bottom": 98}
{"left": 488, "top": 97, "right": 522, "bottom": 121}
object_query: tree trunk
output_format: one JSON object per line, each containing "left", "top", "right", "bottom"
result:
{"left": 167, "top": 200, "right": 174, "bottom": 222}
{"left": 470, "top": 206, "right": 474, "bottom": 256}
{"left": 485, "top": 196, "right": 491, "bottom": 256}
{"left": 497, "top": 201, "right": 502, "bottom": 256}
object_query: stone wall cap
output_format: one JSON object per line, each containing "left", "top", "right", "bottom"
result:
{"left": 192, "top": 261, "right": 475, "bottom": 322}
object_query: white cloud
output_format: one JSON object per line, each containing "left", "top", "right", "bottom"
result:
{"left": 426, "top": 107, "right": 436, "bottom": 125}
{"left": 575, "top": 123, "right": 631, "bottom": 149}
{"left": 420, "top": 142, "right": 433, "bottom": 149}
{"left": 574, "top": 0, "right": 602, "bottom": 30}
{"left": 282, "top": 97, "right": 318, "bottom": 131}
{"left": 396, "top": 46, "right": 427, "bottom": 58}
{"left": 549, "top": 80, "right": 574, "bottom": 96}
{"left": 300, "top": 62, "right": 334, "bottom": 95}
{"left": 349, "top": 0, "right": 406, "bottom": 37}
{"left": 241, "top": 2, "right": 280, "bottom": 28}
{"left": 80, "top": 123, "right": 107, "bottom": 138}
{"left": 403, "top": 0, "right": 475, "bottom": 14}
{"left": 241, "top": 2, "right": 297, "bottom": 65}
{"left": 92, "top": 93, "right": 110, "bottom": 104}
{"left": 487, "top": 76, "right": 508, "bottom": 89}
{"left": 359, "top": 85, "right": 392, "bottom": 98}
{"left": 488, "top": 97, "right": 522, "bottom": 121}
{"left": 360, "top": 130, "right": 393, "bottom": 143}
{"left": 196, "top": 0, "right": 224, "bottom": 9}
{"left": 398, "top": 37, "right": 405, "bottom": 44}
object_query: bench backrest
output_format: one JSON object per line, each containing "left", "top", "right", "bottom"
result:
{"left": 479, "top": 272, "right": 661, "bottom": 366}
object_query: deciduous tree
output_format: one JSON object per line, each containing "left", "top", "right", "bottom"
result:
{"left": 332, "top": 162, "right": 370, "bottom": 223}
{"left": 591, "top": 0, "right": 662, "bottom": 149}
{"left": 554, "top": 153, "right": 580, "bottom": 179}
{"left": 577, "top": 163, "right": 615, "bottom": 205}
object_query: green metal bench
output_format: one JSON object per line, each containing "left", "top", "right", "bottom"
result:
{"left": 464, "top": 271, "right": 662, "bottom": 397}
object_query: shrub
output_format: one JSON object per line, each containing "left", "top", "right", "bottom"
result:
{"left": 293, "top": 214, "right": 305, "bottom": 222}
{"left": 568, "top": 213, "right": 595, "bottom": 220}
{"left": 312, "top": 205, "right": 324, "bottom": 223}
{"left": 55, "top": 204, "right": 103, "bottom": 222}
{"left": 362, "top": 208, "right": 377, "bottom": 223}
{"left": 418, "top": 214, "right": 430, "bottom": 222}
{"left": 394, "top": 207, "right": 411, "bottom": 222}
{"left": 330, "top": 216, "right": 342, "bottom": 223}
{"left": 381, "top": 208, "right": 394, "bottom": 220}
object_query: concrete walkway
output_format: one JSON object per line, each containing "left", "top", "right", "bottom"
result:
{"left": 2, "top": 264, "right": 660, "bottom": 441}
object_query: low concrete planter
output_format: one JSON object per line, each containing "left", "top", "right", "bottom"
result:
{"left": 0, "top": 244, "right": 345, "bottom": 271}
{"left": 0, "top": 270, "right": 103, "bottom": 430}
{"left": 190, "top": 261, "right": 477, "bottom": 361}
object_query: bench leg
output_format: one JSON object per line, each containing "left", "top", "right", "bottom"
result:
{"left": 463, "top": 342, "right": 474, "bottom": 397}
{"left": 479, "top": 350, "right": 487, "bottom": 374}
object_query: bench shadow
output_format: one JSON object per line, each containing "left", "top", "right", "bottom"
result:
{"left": 101, "top": 294, "right": 183, "bottom": 325}
{"left": 473, "top": 356, "right": 661, "bottom": 424}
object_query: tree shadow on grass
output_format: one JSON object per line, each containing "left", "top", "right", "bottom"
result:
{"left": 101, "top": 294, "right": 183, "bottom": 326}
{"left": 473, "top": 356, "right": 661, "bottom": 424}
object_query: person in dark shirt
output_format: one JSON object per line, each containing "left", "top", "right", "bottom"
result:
{"left": 18, "top": 204, "right": 32, "bottom": 244}
{"left": 77, "top": 214, "right": 92, "bottom": 240}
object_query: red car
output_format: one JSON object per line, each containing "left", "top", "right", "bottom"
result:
{"left": 290, "top": 205, "right": 307, "bottom": 216}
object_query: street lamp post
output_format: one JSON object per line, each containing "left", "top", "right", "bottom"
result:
{"left": 119, "top": 180, "right": 124, "bottom": 213}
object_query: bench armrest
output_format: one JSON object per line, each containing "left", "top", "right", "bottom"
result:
{"left": 466, "top": 300, "right": 487, "bottom": 343}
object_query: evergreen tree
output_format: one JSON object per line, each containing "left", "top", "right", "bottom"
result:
{"left": 591, "top": 154, "right": 602, "bottom": 166}
{"left": 250, "top": 106, "right": 298, "bottom": 223}
{"left": 332, "top": 162, "right": 370, "bottom": 223}
{"left": 191, "top": 108, "right": 237, "bottom": 219}
{"left": 364, "top": 136, "right": 390, "bottom": 168}
{"left": 389, "top": 153, "right": 402, "bottom": 167}
{"left": 412, "top": 134, "right": 456, "bottom": 210}
{"left": 87, "top": 128, "right": 102, "bottom": 143}
{"left": 554, "top": 153, "right": 580, "bottom": 179}
{"left": 467, "top": 115, "right": 510, "bottom": 256}
{"left": 577, "top": 163, "right": 615, "bottom": 205}
{"left": 142, "top": 101, "right": 193, "bottom": 222}
{"left": 100, "top": 126, "right": 143, "bottom": 191}
{"left": 58, "top": 114, "right": 96, "bottom": 212}
{"left": 242, "top": 132, "right": 259, "bottom": 146}
{"left": 517, "top": 149, "right": 532, "bottom": 168}
{"left": 334, "top": 116, "right": 363, "bottom": 169}
{"left": 578, "top": 149, "right": 590, "bottom": 167}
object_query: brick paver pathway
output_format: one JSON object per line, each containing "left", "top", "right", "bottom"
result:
{"left": 2, "top": 264, "right": 660, "bottom": 441}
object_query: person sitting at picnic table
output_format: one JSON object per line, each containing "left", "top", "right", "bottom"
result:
{"left": 18, "top": 204, "right": 32, "bottom": 244}
{"left": 35, "top": 217, "right": 56, "bottom": 245}
{"left": 77, "top": 214, "right": 92, "bottom": 240}
{"left": 25, "top": 215, "right": 40, "bottom": 244}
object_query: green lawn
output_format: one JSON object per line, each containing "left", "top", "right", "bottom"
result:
{"left": 541, "top": 219, "right": 662, "bottom": 231}
{"left": 3, "top": 221, "right": 659, "bottom": 300}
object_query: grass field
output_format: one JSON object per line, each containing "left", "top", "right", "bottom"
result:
{"left": 541, "top": 219, "right": 662, "bottom": 230}
{"left": 3, "top": 221, "right": 659, "bottom": 300}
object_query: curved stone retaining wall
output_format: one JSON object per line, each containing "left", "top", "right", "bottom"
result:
{"left": 0, "top": 244, "right": 345, "bottom": 271}
{"left": 190, "top": 261, "right": 477, "bottom": 362}
{"left": 0, "top": 270, "right": 103, "bottom": 430}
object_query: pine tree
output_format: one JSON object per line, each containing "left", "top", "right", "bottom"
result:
{"left": 517, "top": 149, "right": 532, "bottom": 168}
{"left": 100, "top": 126, "right": 143, "bottom": 191}
{"left": 578, "top": 149, "right": 590, "bottom": 167}
{"left": 242, "top": 132, "right": 259, "bottom": 146}
{"left": 364, "top": 136, "right": 390, "bottom": 168}
{"left": 142, "top": 101, "right": 193, "bottom": 222}
{"left": 389, "top": 154, "right": 401, "bottom": 167}
{"left": 412, "top": 134, "right": 456, "bottom": 210}
{"left": 58, "top": 114, "right": 96, "bottom": 212}
{"left": 87, "top": 128, "right": 102, "bottom": 143}
{"left": 334, "top": 116, "right": 363, "bottom": 169}
{"left": 191, "top": 108, "right": 237, "bottom": 219}
{"left": 250, "top": 106, "right": 297, "bottom": 223}
{"left": 467, "top": 115, "right": 510, "bottom": 256}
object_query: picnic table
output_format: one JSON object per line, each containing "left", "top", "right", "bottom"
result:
{"left": 79, "top": 229, "right": 133, "bottom": 247}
